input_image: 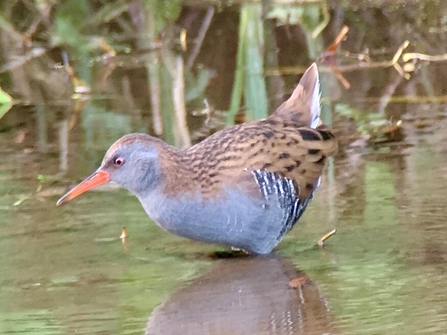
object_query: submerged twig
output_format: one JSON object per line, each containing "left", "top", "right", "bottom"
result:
{"left": 378, "top": 71, "right": 405, "bottom": 114}
{"left": 353, "top": 95, "right": 447, "bottom": 103}
{"left": 337, "top": 40, "right": 409, "bottom": 77}
{"left": 120, "top": 226, "right": 128, "bottom": 250}
{"left": 23, "top": 1, "right": 53, "bottom": 45}
{"left": 187, "top": 7, "right": 215, "bottom": 68}
{"left": 266, "top": 40, "right": 411, "bottom": 78}
{"left": 191, "top": 100, "right": 226, "bottom": 142}
{"left": 0, "top": 47, "right": 47, "bottom": 73}
{"left": 325, "top": 25, "right": 349, "bottom": 56}
{"left": 62, "top": 51, "right": 91, "bottom": 95}
{"left": 318, "top": 25, "right": 351, "bottom": 89}
{"left": 402, "top": 52, "right": 447, "bottom": 63}
{"left": 317, "top": 229, "right": 336, "bottom": 247}
{"left": 0, "top": 13, "right": 23, "bottom": 42}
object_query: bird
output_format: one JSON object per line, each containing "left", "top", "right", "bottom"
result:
{"left": 57, "top": 63, "right": 338, "bottom": 254}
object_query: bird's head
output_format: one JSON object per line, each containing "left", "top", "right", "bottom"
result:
{"left": 57, "top": 134, "right": 164, "bottom": 206}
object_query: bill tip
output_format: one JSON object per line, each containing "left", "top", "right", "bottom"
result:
{"left": 56, "top": 196, "right": 66, "bottom": 206}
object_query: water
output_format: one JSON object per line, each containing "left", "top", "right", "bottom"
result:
{"left": 2, "top": 106, "right": 447, "bottom": 335}
{"left": 2, "top": 1, "right": 447, "bottom": 334}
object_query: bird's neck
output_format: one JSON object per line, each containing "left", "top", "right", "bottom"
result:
{"left": 147, "top": 142, "right": 199, "bottom": 198}
{"left": 133, "top": 145, "right": 203, "bottom": 235}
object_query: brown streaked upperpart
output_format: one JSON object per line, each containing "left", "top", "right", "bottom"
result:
{"left": 172, "top": 121, "right": 336, "bottom": 200}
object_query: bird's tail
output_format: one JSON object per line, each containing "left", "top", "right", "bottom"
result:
{"left": 271, "top": 63, "right": 321, "bottom": 129}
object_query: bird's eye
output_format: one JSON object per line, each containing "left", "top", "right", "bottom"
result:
{"left": 113, "top": 157, "right": 125, "bottom": 166}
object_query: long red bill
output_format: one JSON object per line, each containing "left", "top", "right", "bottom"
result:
{"left": 57, "top": 170, "right": 110, "bottom": 206}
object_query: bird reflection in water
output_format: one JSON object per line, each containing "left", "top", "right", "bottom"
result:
{"left": 145, "top": 255, "right": 336, "bottom": 335}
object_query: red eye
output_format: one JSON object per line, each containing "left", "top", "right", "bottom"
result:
{"left": 114, "top": 157, "right": 124, "bottom": 166}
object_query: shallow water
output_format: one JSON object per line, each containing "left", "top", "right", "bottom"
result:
{"left": 2, "top": 104, "right": 447, "bottom": 334}
{"left": 2, "top": 1, "right": 447, "bottom": 334}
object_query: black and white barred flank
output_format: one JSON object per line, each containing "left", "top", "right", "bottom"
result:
{"left": 252, "top": 170, "right": 320, "bottom": 242}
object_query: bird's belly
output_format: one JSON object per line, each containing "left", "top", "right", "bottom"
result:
{"left": 138, "top": 189, "right": 289, "bottom": 254}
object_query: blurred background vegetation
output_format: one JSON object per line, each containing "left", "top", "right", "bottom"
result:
{"left": 0, "top": 0, "right": 446, "bottom": 155}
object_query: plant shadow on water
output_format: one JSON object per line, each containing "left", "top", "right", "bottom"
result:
{"left": 1, "top": 0, "right": 447, "bottom": 334}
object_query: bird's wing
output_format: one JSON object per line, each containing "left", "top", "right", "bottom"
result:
{"left": 186, "top": 121, "right": 337, "bottom": 201}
